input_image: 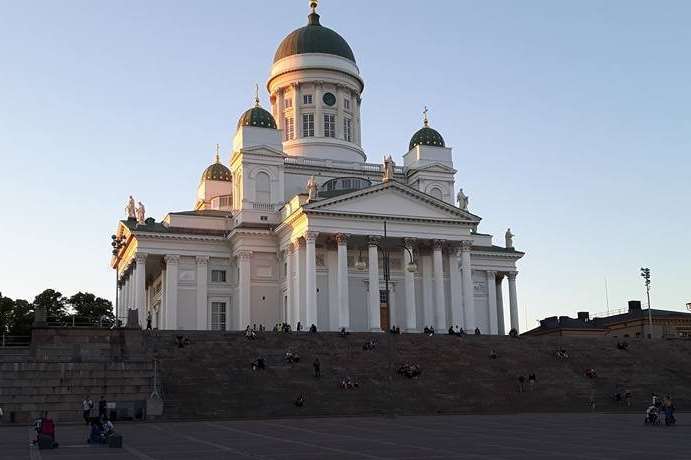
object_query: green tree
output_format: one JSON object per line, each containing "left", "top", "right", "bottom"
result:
{"left": 0, "top": 293, "right": 33, "bottom": 336}
{"left": 68, "top": 292, "right": 113, "bottom": 325}
{"left": 9, "top": 299, "right": 33, "bottom": 336}
{"left": 32, "top": 289, "right": 68, "bottom": 325}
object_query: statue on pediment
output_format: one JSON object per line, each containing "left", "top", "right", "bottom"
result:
{"left": 136, "top": 202, "right": 146, "bottom": 225}
{"left": 505, "top": 228, "right": 514, "bottom": 248}
{"left": 306, "top": 176, "right": 318, "bottom": 201}
{"left": 382, "top": 155, "right": 395, "bottom": 182}
{"left": 126, "top": 195, "right": 136, "bottom": 220}
{"left": 456, "top": 188, "right": 469, "bottom": 210}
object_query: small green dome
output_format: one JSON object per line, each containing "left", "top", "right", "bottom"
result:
{"left": 274, "top": 12, "right": 355, "bottom": 63}
{"left": 237, "top": 106, "right": 277, "bottom": 130}
{"left": 202, "top": 162, "right": 231, "bottom": 182}
{"left": 409, "top": 126, "right": 445, "bottom": 151}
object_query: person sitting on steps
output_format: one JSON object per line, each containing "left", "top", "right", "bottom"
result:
{"left": 309, "top": 324, "right": 317, "bottom": 333}
{"left": 489, "top": 349, "right": 497, "bottom": 360}
{"left": 296, "top": 321, "right": 302, "bottom": 332}
{"left": 340, "top": 327, "right": 349, "bottom": 337}
{"left": 474, "top": 327, "right": 481, "bottom": 335}
{"left": 509, "top": 328, "right": 518, "bottom": 338}
{"left": 294, "top": 394, "right": 304, "bottom": 407}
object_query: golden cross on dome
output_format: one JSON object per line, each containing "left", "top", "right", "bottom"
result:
{"left": 215, "top": 144, "right": 221, "bottom": 163}
{"left": 423, "top": 106, "right": 429, "bottom": 127}
{"left": 309, "top": 0, "right": 318, "bottom": 13}
{"left": 255, "top": 83, "right": 260, "bottom": 107}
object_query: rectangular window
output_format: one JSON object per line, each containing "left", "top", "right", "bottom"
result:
{"left": 344, "top": 98, "right": 350, "bottom": 110}
{"left": 219, "top": 196, "right": 231, "bottom": 208}
{"left": 285, "top": 98, "right": 292, "bottom": 108}
{"left": 302, "top": 113, "right": 314, "bottom": 137}
{"left": 285, "top": 117, "right": 295, "bottom": 140}
{"left": 343, "top": 117, "right": 352, "bottom": 142}
{"left": 211, "top": 270, "right": 226, "bottom": 283}
{"left": 379, "top": 290, "right": 389, "bottom": 304}
{"left": 324, "top": 113, "right": 336, "bottom": 138}
{"left": 211, "top": 301, "right": 226, "bottom": 331}
{"left": 303, "top": 94, "right": 313, "bottom": 105}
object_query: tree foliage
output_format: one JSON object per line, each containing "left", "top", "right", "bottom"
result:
{"left": 68, "top": 292, "right": 114, "bottom": 325}
{"left": 0, "top": 289, "right": 113, "bottom": 335}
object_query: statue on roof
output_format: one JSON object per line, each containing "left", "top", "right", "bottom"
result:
{"left": 306, "top": 176, "right": 318, "bottom": 201}
{"left": 505, "top": 228, "right": 514, "bottom": 249}
{"left": 126, "top": 195, "right": 136, "bottom": 220}
{"left": 456, "top": 188, "right": 469, "bottom": 211}
{"left": 382, "top": 155, "right": 395, "bottom": 182}
{"left": 136, "top": 202, "right": 146, "bottom": 225}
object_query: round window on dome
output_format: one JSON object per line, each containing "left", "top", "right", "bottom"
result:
{"left": 322, "top": 92, "right": 336, "bottom": 106}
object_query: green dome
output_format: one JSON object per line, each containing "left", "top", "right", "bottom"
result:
{"left": 409, "top": 126, "right": 445, "bottom": 151}
{"left": 274, "top": 13, "right": 355, "bottom": 63}
{"left": 237, "top": 106, "right": 277, "bottom": 130}
{"left": 202, "top": 162, "right": 231, "bottom": 182}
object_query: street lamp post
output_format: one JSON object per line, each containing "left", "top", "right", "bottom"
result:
{"left": 640, "top": 267, "right": 652, "bottom": 339}
{"left": 355, "top": 222, "right": 416, "bottom": 330}
{"left": 111, "top": 234, "right": 127, "bottom": 326}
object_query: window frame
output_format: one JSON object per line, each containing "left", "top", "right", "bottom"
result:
{"left": 343, "top": 117, "right": 352, "bottom": 142}
{"left": 303, "top": 94, "right": 313, "bottom": 105}
{"left": 302, "top": 112, "right": 315, "bottom": 137}
{"left": 211, "top": 269, "right": 227, "bottom": 283}
{"left": 323, "top": 113, "right": 336, "bottom": 138}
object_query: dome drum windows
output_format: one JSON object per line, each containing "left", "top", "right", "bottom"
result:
{"left": 285, "top": 117, "right": 295, "bottom": 140}
{"left": 343, "top": 117, "right": 352, "bottom": 142}
{"left": 303, "top": 94, "right": 313, "bottom": 105}
{"left": 302, "top": 113, "right": 315, "bottom": 137}
{"left": 323, "top": 113, "right": 336, "bottom": 138}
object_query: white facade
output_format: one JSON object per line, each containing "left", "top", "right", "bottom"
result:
{"left": 111, "top": 5, "right": 524, "bottom": 334}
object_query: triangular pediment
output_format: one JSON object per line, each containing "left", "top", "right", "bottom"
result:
{"left": 305, "top": 181, "right": 480, "bottom": 222}
{"left": 409, "top": 162, "right": 456, "bottom": 174}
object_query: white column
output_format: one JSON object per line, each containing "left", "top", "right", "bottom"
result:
{"left": 508, "top": 272, "right": 519, "bottom": 333}
{"left": 487, "top": 271, "right": 498, "bottom": 335}
{"left": 336, "top": 233, "right": 350, "bottom": 330}
{"left": 403, "top": 238, "right": 417, "bottom": 332}
{"left": 294, "top": 239, "right": 305, "bottom": 327}
{"left": 432, "top": 240, "right": 447, "bottom": 330}
{"left": 196, "top": 256, "right": 209, "bottom": 330}
{"left": 293, "top": 82, "right": 302, "bottom": 139}
{"left": 237, "top": 251, "right": 252, "bottom": 330}
{"left": 160, "top": 267, "right": 167, "bottom": 330}
{"left": 368, "top": 236, "right": 381, "bottom": 331}
{"left": 421, "top": 252, "right": 434, "bottom": 328}
{"left": 496, "top": 274, "right": 505, "bottom": 335}
{"left": 286, "top": 243, "right": 295, "bottom": 326}
{"left": 449, "top": 243, "right": 463, "bottom": 330}
{"left": 327, "top": 244, "right": 339, "bottom": 331}
{"left": 461, "top": 241, "right": 475, "bottom": 331}
{"left": 134, "top": 253, "right": 147, "bottom": 328}
{"left": 164, "top": 255, "right": 179, "bottom": 330}
{"left": 305, "top": 232, "right": 318, "bottom": 328}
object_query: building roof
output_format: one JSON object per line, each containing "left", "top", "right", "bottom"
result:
{"left": 274, "top": 12, "right": 355, "bottom": 63}
{"left": 237, "top": 105, "right": 277, "bottom": 130}
{"left": 202, "top": 162, "right": 231, "bottom": 182}
{"left": 526, "top": 306, "right": 691, "bottom": 335}
{"left": 409, "top": 126, "right": 445, "bottom": 151}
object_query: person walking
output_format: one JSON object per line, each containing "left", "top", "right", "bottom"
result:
{"left": 98, "top": 396, "right": 107, "bottom": 419}
{"left": 81, "top": 396, "right": 93, "bottom": 424}
{"left": 313, "top": 358, "right": 321, "bottom": 378}
{"left": 528, "top": 373, "right": 536, "bottom": 391}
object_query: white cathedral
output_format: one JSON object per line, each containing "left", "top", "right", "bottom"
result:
{"left": 111, "top": 3, "right": 524, "bottom": 334}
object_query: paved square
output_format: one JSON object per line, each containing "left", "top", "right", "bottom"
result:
{"left": 1, "top": 413, "right": 687, "bottom": 460}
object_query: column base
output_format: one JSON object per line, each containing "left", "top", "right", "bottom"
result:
{"left": 369, "top": 327, "right": 384, "bottom": 333}
{"left": 404, "top": 328, "right": 419, "bottom": 333}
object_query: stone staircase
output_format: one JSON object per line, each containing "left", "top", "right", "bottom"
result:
{"left": 146, "top": 332, "right": 691, "bottom": 420}
{"left": 0, "top": 328, "right": 154, "bottom": 424}
{"left": 3, "top": 329, "right": 689, "bottom": 424}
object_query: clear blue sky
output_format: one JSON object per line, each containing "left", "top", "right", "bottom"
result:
{"left": 1, "top": 1, "right": 690, "bottom": 329}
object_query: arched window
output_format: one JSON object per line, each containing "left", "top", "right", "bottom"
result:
{"left": 255, "top": 172, "right": 271, "bottom": 204}
{"left": 429, "top": 187, "right": 443, "bottom": 200}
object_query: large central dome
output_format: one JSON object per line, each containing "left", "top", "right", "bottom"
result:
{"left": 273, "top": 12, "right": 355, "bottom": 63}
